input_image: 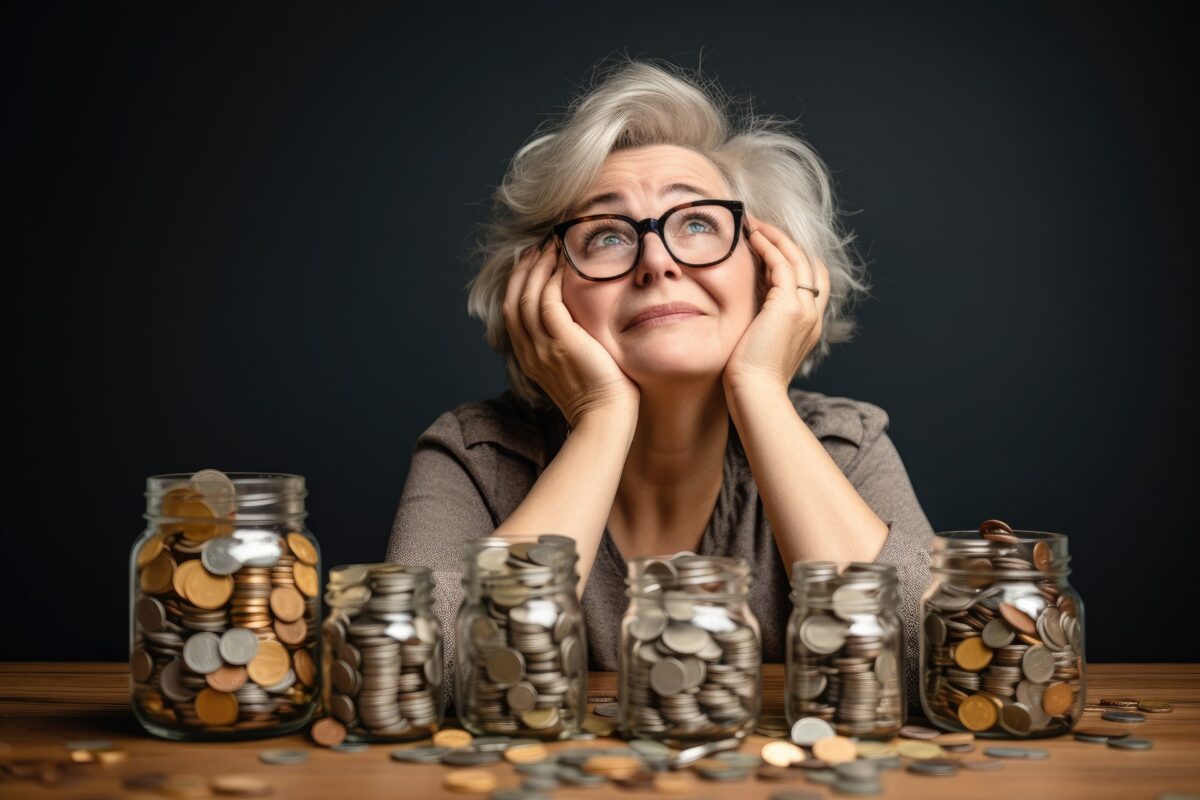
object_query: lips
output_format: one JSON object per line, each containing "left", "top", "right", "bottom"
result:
{"left": 623, "top": 302, "right": 704, "bottom": 331}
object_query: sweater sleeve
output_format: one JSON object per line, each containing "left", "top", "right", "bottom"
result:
{"left": 384, "top": 410, "right": 497, "bottom": 712}
{"left": 843, "top": 419, "right": 935, "bottom": 711}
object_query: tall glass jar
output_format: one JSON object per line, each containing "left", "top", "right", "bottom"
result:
{"left": 455, "top": 535, "right": 586, "bottom": 738}
{"left": 620, "top": 553, "right": 761, "bottom": 744}
{"left": 785, "top": 562, "right": 905, "bottom": 737}
{"left": 919, "top": 523, "right": 1086, "bottom": 738}
{"left": 320, "top": 563, "right": 444, "bottom": 741}
{"left": 129, "top": 471, "right": 321, "bottom": 740}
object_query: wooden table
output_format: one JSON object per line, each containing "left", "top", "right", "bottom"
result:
{"left": 1, "top": 663, "right": 1197, "bottom": 799}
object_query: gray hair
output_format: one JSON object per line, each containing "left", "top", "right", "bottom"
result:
{"left": 465, "top": 55, "right": 873, "bottom": 410}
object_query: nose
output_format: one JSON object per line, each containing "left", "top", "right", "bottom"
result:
{"left": 631, "top": 229, "right": 682, "bottom": 286}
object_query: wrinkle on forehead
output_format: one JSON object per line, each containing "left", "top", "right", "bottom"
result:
{"left": 570, "top": 145, "right": 731, "bottom": 217}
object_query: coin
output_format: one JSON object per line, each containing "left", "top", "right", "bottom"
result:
{"left": 210, "top": 774, "right": 272, "bottom": 797}
{"left": 1138, "top": 700, "right": 1173, "bottom": 713}
{"left": 195, "top": 688, "right": 239, "bottom": 726}
{"left": 791, "top": 717, "right": 836, "bottom": 746}
{"left": 286, "top": 532, "right": 319, "bottom": 565}
{"left": 955, "top": 637, "right": 994, "bottom": 671}
{"left": 1041, "top": 682, "right": 1074, "bottom": 716}
{"left": 999, "top": 603, "right": 1037, "bottom": 636}
{"left": 274, "top": 617, "right": 307, "bottom": 646}
{"left": 1101, "top": 710, "right": 1146, "bottom": 723}
{"left": 485, "top": 647, "right": 525, "bottom": 687}
{"left": 811, "top": 736, "right": 857, "bottom": 765}
{"left": 983, "top": 746, "right": 1049, "bottom": 759}
{"left": 186, "top": 567, "right": 235, "bottom": 610}
{"left": 896, "top": 740, "right": 942, "bottom": 760}
{"left": 206, "top": 665, "right": 249, "bottom": 693}
{"left": 1021, "top": 645, "right": 1055, "bottom": 683}
{"left": 762, "top": 741, "right": 806, "bottom": 767}
{"left": 311, "top": 718, "right": 347, "bottom": 747}
{"left": 218, "top": 628, "right": 259, "bottom": 666}
{"left": 202, "top": 536, "right": 244, "bottom": 576}
{"left": 799, "top": 614, "right": 849, "bottom": 654}
{"left": 899, "top": 725, "right": 940, "bottom": 740}
{"left": 958, "top": 694, "right": 999, "bottom": 732}
{"left": 183, "top": 632, "right": 224, "bottom": 674}
{"left": 140, "top": 553, "right": 176, "bottom": 595}
{"left": 504, "top": 743, "right": 550, "bottom": 764}
{"left": 269, "top": 586, "right": 305, "bottom": 622}
{"left": 247, "top": 640, "right": 290, "bottom": 687}
{"left": 292, "top": 562, "right": 319, "bottom": 597}
{"left": 982, "top": 618, "right": 1015, "bottom": 648}
{"left": 1107, "top": 737, "right": 1154, "bottom": 750}
{"left": 433, "top": 730, "right": 474, "bottom": 749}
{"left": 293, "top": 647, "right": 315, "bottom": 688}
{"left": 259, "top": 749, "right": 310, "bottom": 765}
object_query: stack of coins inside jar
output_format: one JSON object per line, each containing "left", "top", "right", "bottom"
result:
{"left": 322, "top": 563, "right": 443, "bottom": 740}
{"left": 457, "top": 535, "right": 586, "bottom": 738}
{"left": 621, "top": 553, "right": 761, "bottom": 743}
{"left": 786, "top": 562, "right": 905, "bottom": 737}
{"left": 130, "top": 471, "right": 320, "bottom": 737}
{"left": 921, "top": 520, "right": 1085, "bottom": 737}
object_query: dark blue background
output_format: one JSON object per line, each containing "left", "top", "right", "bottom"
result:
{"left": 6, "top": 3, "right": 1196, "bottom": 661}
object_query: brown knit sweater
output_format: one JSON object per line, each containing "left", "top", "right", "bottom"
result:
{"left": 385, "top": 387, "right": 934, "bottom": 711}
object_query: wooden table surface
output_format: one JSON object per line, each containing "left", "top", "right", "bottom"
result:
{"left": 1, "top": 662, "right": 1197, "bottom": 799}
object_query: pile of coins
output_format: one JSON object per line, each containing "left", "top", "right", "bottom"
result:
{"left": 620, "top": 553, "right": 761, "bottom": 743}
{"left": 130, "top": 470, "right": 319, "bottom": 736}
{"left": 786, "top": 562, "right": 904, "bottom": 736}
{"left": 921, "top": 520, "right": 1085, "bottom": 737}
{"left": 456, "top": 536, "right": 586, "bottom": 738}
{"left": 322, "top": 563, "right": 443, "bottom": 740}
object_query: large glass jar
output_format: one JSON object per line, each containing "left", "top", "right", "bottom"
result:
{"left": 785, "top": 562, "right": 905, "bottom": 737}
{"left": 919, "top": 522, "right": 1086, "bottom": 738}
{"left": 620, "top": 553, "right": 761, "bottom": 744}
{"left": 455, "top": 535, "right": 586, "bottom": 738}
{"left": 129, "top": 471, "right": 321, "bottom": 740}
{"left": 320, "top": 563, "right": 443, "bottom": 741}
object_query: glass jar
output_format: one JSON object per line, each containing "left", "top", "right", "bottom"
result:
{"left": 455, "top": 535, "right": 586, "bottom": 738}
{"left": 620, "top": 553, "right": 761, "bottom": 744}
{"left": 785, "top": 562, "right": 905, "bottom": 737}
{"left": 129, "top": 471, "right": 321, "bottom": 740}
{"left": 919, "top": 523, "right": 1086, "bottom": 738}
{"left": 320, "top": 563, "right": 444, "bottom": 741}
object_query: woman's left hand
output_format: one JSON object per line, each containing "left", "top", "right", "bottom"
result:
{"left": 722, "top": 212, "right": 831, "bottom": 395}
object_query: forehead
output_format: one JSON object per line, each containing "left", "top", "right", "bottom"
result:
{"left": 574, "top": 144, "right": 730, "bottom": 210}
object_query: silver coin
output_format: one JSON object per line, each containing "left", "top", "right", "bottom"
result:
{"left": 181, "top": 632, "right": 224, "bottom": 674}
{"left": 790, "top": 717, "right": 836, "bottom": 746}
{"left": 649, "top": 657, "right": 686, "bottom": 696}
{"left": 259, "top": 749, "right": 310, "bottom": 765}
{"left": 982, "top": 618, "right": 1015, "bottom": 648}
{"left": 1107, "top": 737, "right": 1153, "bottom": 750}
{"left": 1101, "top": 710, "right": 1146, "bottom": 724}
{"left": 799, "top": 615, "right": 848, "bottom": 655}
{"left": 159, "top": 659, "right": 195, "bottom": 702}
{"left": 505, "top": 682, "right": 537, "bottom": 713}
{"left": 201, "top": 536, "right": 243, "bottom": 576}
{"left": 1021, "top": 645, "right": 1055, "bottom": 683}
{"left": 476, "top": 545, "right": 510, "bottom": 571}
{"left": 629, "top": 606, "right": 668, "bottom": 641}
{"left": 923, "top": 612, "right": 947, "bottom": 646}
{"left": 219, "top": 627, "right": 260, "bottom": 665}
{"left": 661, "top": 622, "right": 711, "bottom": 655}
{"left": 485, "top": 647, "right": 525, "bottom": 687}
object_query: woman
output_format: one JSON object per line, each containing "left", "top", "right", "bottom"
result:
{"left": 387, "top": 57, "right": 934, "bottom": 708}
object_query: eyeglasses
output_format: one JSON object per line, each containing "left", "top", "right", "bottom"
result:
{"left": 540, "top": 199, "right": 748, "bottom": 282}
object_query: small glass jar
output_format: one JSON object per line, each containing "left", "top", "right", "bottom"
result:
{"left": 129, "top": 471, "right": 321, "bottom": 740}
{"left": 455, "top": 535, "right": 587, "bottom": 738}
{"left": 619, "top": 553, "right": 761, "bottom": 744}
{"left": 321, "top": 563, "right": 444, "bottom": 741}
{"left": 785, "top": 562, "right": 906, "bottom": 737}
{"left": 919, "top": 523, "right": 1086, "bottom": 738}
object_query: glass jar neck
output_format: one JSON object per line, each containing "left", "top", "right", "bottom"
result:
{"left": 625, "top": 553, "right": 751, "bottom": 601}
{"left": 326, "top": 563, "right": 434, "bottom": 617}
{"left": 789, "top": 561, "right": 898, "bottom": 610}
{"left": 462, "top": 537, "right": 579, "bottom": 600}
{"left": 929, "top": 530, "right": 1071, "bottom": 581}
{"left": 145, "top": 472, "right": 307, "bottom": 527}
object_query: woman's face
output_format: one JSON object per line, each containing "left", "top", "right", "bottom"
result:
{"left": 560, "top": 144, "right": 762, "bottom": 388}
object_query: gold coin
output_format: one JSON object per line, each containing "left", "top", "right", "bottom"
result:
{"left": 896, "top": 740, "right": 943, "bottom": 760}
{"left": 1042, "top": 682, "right": 1075, "bottom": 716}
{"left": 432, "top": 729, "right": 473, "bottom": 749}
{"left": 1138, "top": 700, "right": 1173, "bottom": 713}
{"left": 172, "top": 558, "right": 203, "bottom": 599}
{"left": 654, "top": 773, "right": 699, "bottom": 794}
{"left": 286, "top": 532, "right": 319, "bottom": 565}
{"left": 583, "top": 755, "right": 642, "bottom": 779}
{"left": 958, "top": 693, "right": 999, "bottom": 731}
{"left": 210, "top": 775, "right": 270, "bottom": 797}
{"left": 504, "top": 743, "right": 549, "bottom": 764}
{"left": 293, "top": 562, "right": 319, "bottom": 598}
{"left": 186, "top": 566, "right": 234, "bottom": 610}
{"left": 932, "top": 732, "right": 975, "bottom": 746}
{"left": 761, "top": 740, "right": 805, "bottom": 767}
{"left": 954, "top": 637, "right": 994, "bottom": 672}
{"left": 854, "top": 740, "right": 896, "bottom": 758}
{"left": 582, "top": 715, "right": 615, "bottom": 736}
{"left": 136, "top": 534, "right": 165, "bottom": 569}
{"left": 246, "top": 640, "right": 290, "bottom": 687}
{"left": 164, "top": 489, "right": 222, "bottom": 542}
{"left": 443, "top": 769, "right": 497, "bottom": 793}
{"left": 194, "top": 688, "right": 239, "bottom": 726}
{"left": 811, "top": 736, "right": 857, "bottom": 765}
{"left": 293, "top": 648, "right": 315, "bottom": 688}
{"left": 139, "top": 553, "right": 175, "bottom": 595}
{"left": 269, "top": 586, "right": 306, "bottom": 622}
{"left": 206, "top": 665, "right": 248, "bottom": 693}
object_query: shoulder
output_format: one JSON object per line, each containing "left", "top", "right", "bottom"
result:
{"left": 418, "top": 389, "right": 562, "bottom": 468}
{"left": 785, "top": 387, "right": 892, "bottom": 473}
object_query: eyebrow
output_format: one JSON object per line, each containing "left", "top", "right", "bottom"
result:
{"left": 567, "top": 181, "right": 714, "bottom": 218}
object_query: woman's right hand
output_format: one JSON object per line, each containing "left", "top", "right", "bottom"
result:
{"left": 503, "top": 238, "right": 640, "bottom": 428}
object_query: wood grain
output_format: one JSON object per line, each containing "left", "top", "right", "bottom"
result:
{"left": 1, "top": 662, "right": 1198, "bottom": 798}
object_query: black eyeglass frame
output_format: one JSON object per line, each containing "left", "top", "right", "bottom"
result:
{"left": 539, "top": 199, "right": 749, "bottom": 282}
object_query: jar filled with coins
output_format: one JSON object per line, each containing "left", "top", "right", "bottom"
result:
{"left": 785, "top": 562, "right": 905, "bottom": 737}
{"left": 129, "top": 470, "right": 321, "bottom": 740}
{"left": 919, "top": 520, "right": 1086, "bottom": 738}
{"left": 321, "top": 563, "right": 444, "bottom": 741}
{"left": 619, "top": 553, "right": 762, "bottom": 744}
{"left": 455, "top": 535, "right": 587, "bottom": 738}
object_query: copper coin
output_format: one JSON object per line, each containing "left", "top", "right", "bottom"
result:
{"left": 246, "top": 640, "right": 290, "bottom": 687}
{"left": 186, "top": 567, "right": 235, "bottom": 610}
{"left": 954, "top": 638, "right": 994, "bottom": 672}
{"left": 210, "top": 774, "right": 272, "bottom": 797}
{"left": 293, "top": 647, "right": 315, "bottom": 688}
{"left": 139, "top": 553, "right": 176, "bottom": 595}
{"left": 206, "top": 665, "right": 249, "bottom": 693}
{"left": 1099, "top": 698, "right": 1140, "bottom": 708}
{"left": 194, "top": 688, "right": 239, "bottom": 726}
{"left": 1042, "top": 683, "right": 1074, "bottom": 716}
{"left": 136, "top": 534, "right": 165, "bottom": 569}
{"left": 1033, "top": 541, "right": 1053, "bottom": 571}
{"left": 275, "top": 617, "right": 307, "bottom": 646}
{"left": 979, "top": 518, "right": 1018, "bottom": 543}
{"left": 1138, "top": 700, "right": 1173, "bottom": 713}
{"left": 293, "top": 562, "right": 319, "bottom": 598}
{"left": 286, "top": 532, "right": 319, "bottom": 565}
{"left": 269, "top": 586, "right": 306, "bottom": 623}
{"left": 958, "top": 694, "right": 999, "bottom": 732}
{"left": 311, "top": 718, "right": 347, "bottom": 747}
{"left": 999, "top": 603, "right": 1037, "bottom": 635}
{"left": 172, "top": 558, "right": 203, "bottom": 599}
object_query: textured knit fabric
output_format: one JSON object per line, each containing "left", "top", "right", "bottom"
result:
{"left": 385, "top": 387, "right": 934, "bottom": 711}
